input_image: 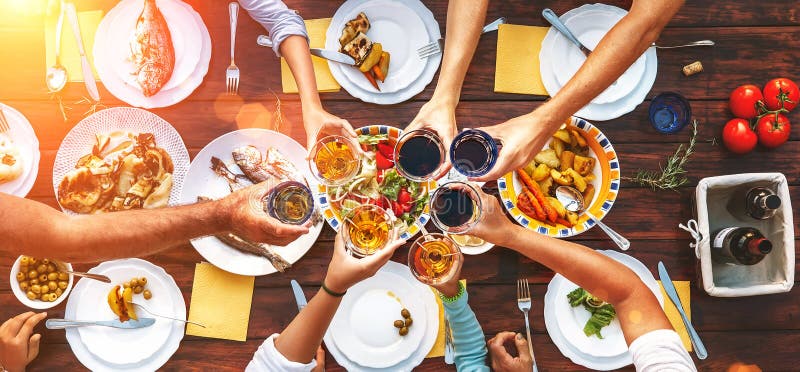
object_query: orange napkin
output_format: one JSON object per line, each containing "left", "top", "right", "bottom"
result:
{"left": 45, "top": 10, "right": 102, "bottom": 82}
{"left": 281, "top": 18, "right": 340, "bottom": 93}
{"left": 658, "top": 280, "right": 692, "bottom": 351}
{"left": 186, "top": 262, "right": 255, "bottom": 342}
{"left": 494, "top": 24, "right": 549, "bottom": 96}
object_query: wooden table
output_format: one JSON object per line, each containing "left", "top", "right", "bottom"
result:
{"left": 1, "top": 1, "right": 798, "bottom": 370}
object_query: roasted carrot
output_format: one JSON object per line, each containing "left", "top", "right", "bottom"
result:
{"left": 363, "top": 71, "right": 380, "bottom": 91}
{"left": 519, "top": 189, "right": 546, "bottom": 221}
{"left": 517, "top": 169, "right": 557, "bottom": 223}
{"left": 371, "top": 65, "right": 386, "bottom": 83}
{"left": 556, "top": 217, "right": 574, "bottom": 228}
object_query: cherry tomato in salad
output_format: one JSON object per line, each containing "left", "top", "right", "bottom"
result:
{"left": 762, "top": 78, "right": 799, "bottom": 112}
{"left": 755, "top": 113, "right": 791, "bottom": 149}
{"left": 376, "top": 142, "right": 395, "bottom": 161}
{"left": 722, "top": 118, "right": 758, "bottom": 154}
{"left": 397, "top": 187, "right": 411, "bottom": 204}
{"left": 391, "top": 201, "right": 404, "bottom": 217}
{"left": 729, "top": 84, "right": 764, "bottom": 119}
{"left": 375, "top": 151, "right": 394, "bottom": 170}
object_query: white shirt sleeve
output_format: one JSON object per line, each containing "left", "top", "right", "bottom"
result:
{"left": 245, "top": 334, "right": 317, "bottom": 372}
{"left": 629, "top": 329, "right": 697, "bottom": 372}
{"left": 237, "top": 0, "right": 309, "bottom": 57}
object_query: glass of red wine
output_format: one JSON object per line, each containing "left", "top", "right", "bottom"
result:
{"left": 394, "top": 129, "right": 447, "bottom": 182}
{"left": 429, "top": 181, "right": 483, "bottom": 234}
{"left": 450, "top": 129, "right": 500, "bottom": 178}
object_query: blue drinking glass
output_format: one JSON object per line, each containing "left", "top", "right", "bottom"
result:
{"left": 449, "top": 129, "right": 499, "bottom": 177}
{"left": 649, "top": 92, "right": 692, "bottom": 134}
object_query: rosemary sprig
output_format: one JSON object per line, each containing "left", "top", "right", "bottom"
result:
{"left": 623, "top": 120, "right": 699, "bottom": 191}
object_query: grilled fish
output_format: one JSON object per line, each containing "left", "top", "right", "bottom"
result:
{"left": 131, "top": 0, "right": 175, "bottom": 97}
{"left": 214, "top": 233, "right": 292, "bottom": 272}
{"left": 210, "top": 156, "right": 251, "bottom": 192}
{"left": 232, "top": 146, "right": 282, "bottom": 184}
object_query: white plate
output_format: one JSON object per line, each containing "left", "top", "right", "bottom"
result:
{"left": 0, "top": 103, "right": 40, "bottom": 197}
{"left": 330, "top": 0, "right": 428, "bottom": 94}
{"left": 330, "top": 270, "right": 427, "bottom": 368}
{"left": 551, "top": 10, "right": 646, "bottom": 104}
{"left": 179, "top": 129, "right": 323, "bottom": 276}
{"left": 52, "top": 107, "right": 190, "bottom": 213}
{"left": 323, "top": 261, "right": 439, "bottom": 372}
{"left": 64, "top": 258, "right": 185, "bottom": 371}
{"left": 540, "top": 4, "right": 657, "bottom": 121}
{"left": 543, "top": 250, "right": 664, "bottom": 370}
{"left": 326, "top": 0, "right": 442, "bottom": 105}
{"left": 105, "top": 0, "right": 201, "bottom": 93}
{"left": 94, "top": 0, "right": 211, "bottom": 108}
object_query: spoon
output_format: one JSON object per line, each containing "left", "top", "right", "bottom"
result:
{"left": 653, "top": 40, "right": 715, "bottom": 49}
{"left": 542, "top": 8, "right": 592, "bottom": 57}
{"left": 555, "top": 185, "right": 630, "bottom": 250}
{"left": 46, "top": 0, "right": 68, "bottom": 92}
{"left": 63, "top": 269, "right": 111, "bottom": 283}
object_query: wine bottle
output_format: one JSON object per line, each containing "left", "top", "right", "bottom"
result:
{"left": 712, "top": 227, "right": 773, "bottom": 265}
{"left": 726, "top": 186, "right": 781, "bottom": 220}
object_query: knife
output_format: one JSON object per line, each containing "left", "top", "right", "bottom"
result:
{"left": 256, "top": 35, "right": 356, "bottom": 66}
{"left": 657, "top": 261, "right": 708, "bottom": 360}
{"left": 46, "top": 317, "right": 156, "bottom": 329}
{"left": 291, "top": 279, "right": 308, "bottom": 311}
{"left": 64, "top": 3, "right": 100, "bottom": 101}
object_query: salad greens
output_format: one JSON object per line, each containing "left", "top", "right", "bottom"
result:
{"left": 567, "top": 287, "right": 617, "bottom": 339}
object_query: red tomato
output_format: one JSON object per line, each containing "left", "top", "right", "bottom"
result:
{"left": 391, "top": 201, "right": 404, "bottom": 216}
{"left": 763, "top": 78, "right": 799, "bottom": 111}
{"left": 722, "top": 118, "right": 758, "bottom": 154}
{"left": 376, "top": 142, "right": 395, "bottom": 161}
{"left": 755, "top": 113, "right": 791, "bottom": 148}
{"left": 375, "top": 152, "right": 393, "bottom": 170}
{"left": 397, "top": 187, "right": 411, "bottom": 204}
{"left": 729, "top": 84, "right": 764, "bottom": 119}
{"left": 402, "top": 202, "right": 413, "bottom": 213}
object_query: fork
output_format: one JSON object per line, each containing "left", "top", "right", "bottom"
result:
{"left": 226, "top": 2, "right": 240, "bottom": 95}
{"left": 517, "top": 278, "right": 539, "bottom": 372}
{"left": 0, "top": 108, "right": 9, "bottom": 134}
{"left": 417, "top": 17, "right": 506, "bottom": 59}
{"left": 130, "top": 300, "right": 207, "bottom": 328}
{"left": 444, "top": 316, "right": 455, "bottom": 364}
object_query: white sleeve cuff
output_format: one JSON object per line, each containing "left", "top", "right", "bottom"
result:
{"left": 629, "top": 329, "right": 697, "bottom": 372}
{"left": 245, "top": 334, "right": 317, "bottom": 372}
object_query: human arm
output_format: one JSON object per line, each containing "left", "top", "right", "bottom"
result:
{"left": 267, "top": 231, "right": 406, "bottom": 364}
{"left": 470, "top": 189, "right": 672, "bottom": 344}
{"left": 407, "top": 0, "right": 489, "bottom": 176}
{"left": 476, "top": 0, "right": 684, "bottom": 181}
{"left": 0, "top": 182, "right": 309, "bottom": 263}
{"left": 0, "top": 312, "right": 46, "bottom": 372}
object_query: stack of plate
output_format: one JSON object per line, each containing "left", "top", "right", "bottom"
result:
{"left": 64, "top": 259, "right": 186, "bottom": 371}
{"left": 543, "top": 250, "right": 664, "bottom": 370}
{"left": 540, "top": 4, "right": 658, "bottom": 121}
{"left": 0, "top": 103, "right": 39, "bottom": 197}
{"left": 94, "top": 0, "right": 211, "bottom": 108}
{"left": 324, "top": 261, "right": 439, "bottom": 371}
{"left": 325, "top": 0, "right": 442, "bottom": 105}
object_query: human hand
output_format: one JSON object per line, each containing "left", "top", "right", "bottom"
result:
{"left": 473, "top": 111, "right": 560, "bottom": 182}
{"left": 221, "top": 181, "right": 310, "bottom": 246}
{"left": 0, "top": 312, "right": 47, "bottom": 372}
{"left": 429, "top": 258, "right": 463, "bottom": 298}
{"left": 407, "top": 99, "right": 458, "bottom": 179}
{"left": 310, "top": 346, "right": 325, "bottom": 372}
{"left": 304, "top": 107, "right": 358, "bottom": 154}
{"left": 324, "top": 230, "right": 406, "bottom": 293}
{"left": 468, "top": 187, "right": 517, "bottom": 247}
{"left": 487, "top": 331, "right": 534, "bottom": 372}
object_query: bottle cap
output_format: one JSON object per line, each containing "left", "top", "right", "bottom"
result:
{"left": 764, "top": 194, "right": 781, "bottom": 210}
{"left": 748, "top": 238, "right": 773, "bottom": 255}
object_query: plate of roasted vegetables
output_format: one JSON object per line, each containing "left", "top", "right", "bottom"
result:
{"left": 498, "top": 117, "right": 620, "bottom": 237}
{"left": 180, "top": 129, "right": 324, "bottom": 276}
{"left": 316, "top": 125, "right": 434, "bottom": 241}
{"left": 543, "top": 251, "right": 663, "bottom": 370}
{"left": 64, "top": 258, "right": 184, "bottom": 371}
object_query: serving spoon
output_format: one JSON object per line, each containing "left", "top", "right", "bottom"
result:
{"left": 46, "top": 0, "right": 68, "bottom": 92}
{"left": 555, "top": 185, "right": 630, "bottom": 250}
{"left": 63, "top": 269, "right": 111, "bottom": 283}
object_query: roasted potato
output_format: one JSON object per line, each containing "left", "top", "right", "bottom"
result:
{"left": 573, "top": 155, "right": 595, "bottom": 176}
{"left": 570, "top": 129, "right": 587, "bottom": 148}
{"left": 553, "top": 129, "right": 571, "bottom": 144}
{"left": 533, "top": 163, "right": 551, "bottom": 181}
{"left": 551, "top": 169, "right": 572, "bottom": 186}
{"left": 551, "top": 138, "right": 565, "bottom": 157}
{"left": 546, "top": 196, "right": 566, "bottom": 218}
{"left": 566, "top": 211, "right": 579, "bottom": 225}
{"left": 564, "top": 168, "right": 587, "bottom": 192}
{"left": 534, "top": 149, "right": 560, "bottom": 169}
{"left": 583, "top": 184, "right": 596, "bottom": 204}
{"left": 560, "top": 151, "right": 575, "bottom": 171}
{"left": 359, "top": 43, "right": 383, "bottom": 72}
{"left": 539, "top": 177, "right": 554, "bottom": 195}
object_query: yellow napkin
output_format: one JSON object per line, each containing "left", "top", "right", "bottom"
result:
{"left": 658, "top": 280, "right": 692, "bottom": 352}
{"left": 494, "top": 24, "right": 549, "bottom": 96}
{"left": 281, "top": 18, "right": 340, "bottom": 93}
{"left": 45, "top": 10, "right": 102, "bottom": 82}
{"left": 186, "top": 262, "right": 255, "bottom": 342}
{"left": 426, "top": 280, "right": 467, "bottom": 358}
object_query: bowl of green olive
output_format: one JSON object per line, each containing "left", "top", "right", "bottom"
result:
{"left": 10, "top": 255, "right": 74, "bottom": 309}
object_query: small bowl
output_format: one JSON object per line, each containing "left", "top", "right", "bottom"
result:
{"left": 10, "top": 255, "right": 74, "bottom": 309}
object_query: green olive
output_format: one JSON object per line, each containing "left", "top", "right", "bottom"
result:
{"left": 36, "top": 264, "right": 47, "bottom": 273}
{"left": 140, "top": 277, "right": 148, "bottom": 285}
{"left": 42, "top": 259, "right": 50, "bottom": 265}
{"left": 55, "top": 288, "right": 63, "bottom": 297}
{"left": 393, "top": 320, "right": 404, "bottom": 328}
{"left": 38, "top": 274, "right": 48, "bottom": 283}
{"left": 30, "top": 284, "right": 41, "bottom": 294}
{"left": 134, "top": 286, "right": 143, "bottom": 294}
{"left": 401, "top": 308, "right": 410, "bottom": 319}
{"left": 29, "top": 278, "right": 39, "bottom": 286}
{"left": 399, "top": 327, "right": 408, "bottom": 336}
{"left": 40, "top": 285, "right": 49, "bottom": 294}
{"left": 58, "top": 281, "right": 68, "bottom": 290}
{"left": 123, "top": 281, "right": 131, "bottom": 289}
{"left": 58, "top": 272, "right": 69, "bottom": 281}
{"left": 28, "top": 270, "right": 38, "bottom": 279}
{"left": 143, "top": 290, "right": 152, "bottom": 300}
{"left": 20, "top": 257, "right": 29, "bottom": 266}
{"left": 48, "top": 293, "right": 57, "bottom": 302}
{"left": 47, "top": 272, "right": 58, "bottom": 281}
{"left": 48, "top": 281, "right": 57, "bottom": 291}
{"left": 16, "top": 272, "right": 26, "bottom": 282}
{"left": 19, "top": 282, "right": 29, "bottom": 291}
{"left": 26, "top": 291, "right": 37, "bottom": 300}
{"left": 46, "top": 264, "right": 56, "bottom": 273}
{"left": 130, "top": 278, "right": 140, "bottom": 288}
{"left": 405, "top": 318, "right": 413, "bottom": 327}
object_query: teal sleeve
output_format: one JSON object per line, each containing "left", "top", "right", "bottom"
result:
{"left": 443, "top": 291, "right": 490, "bottom": 372}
